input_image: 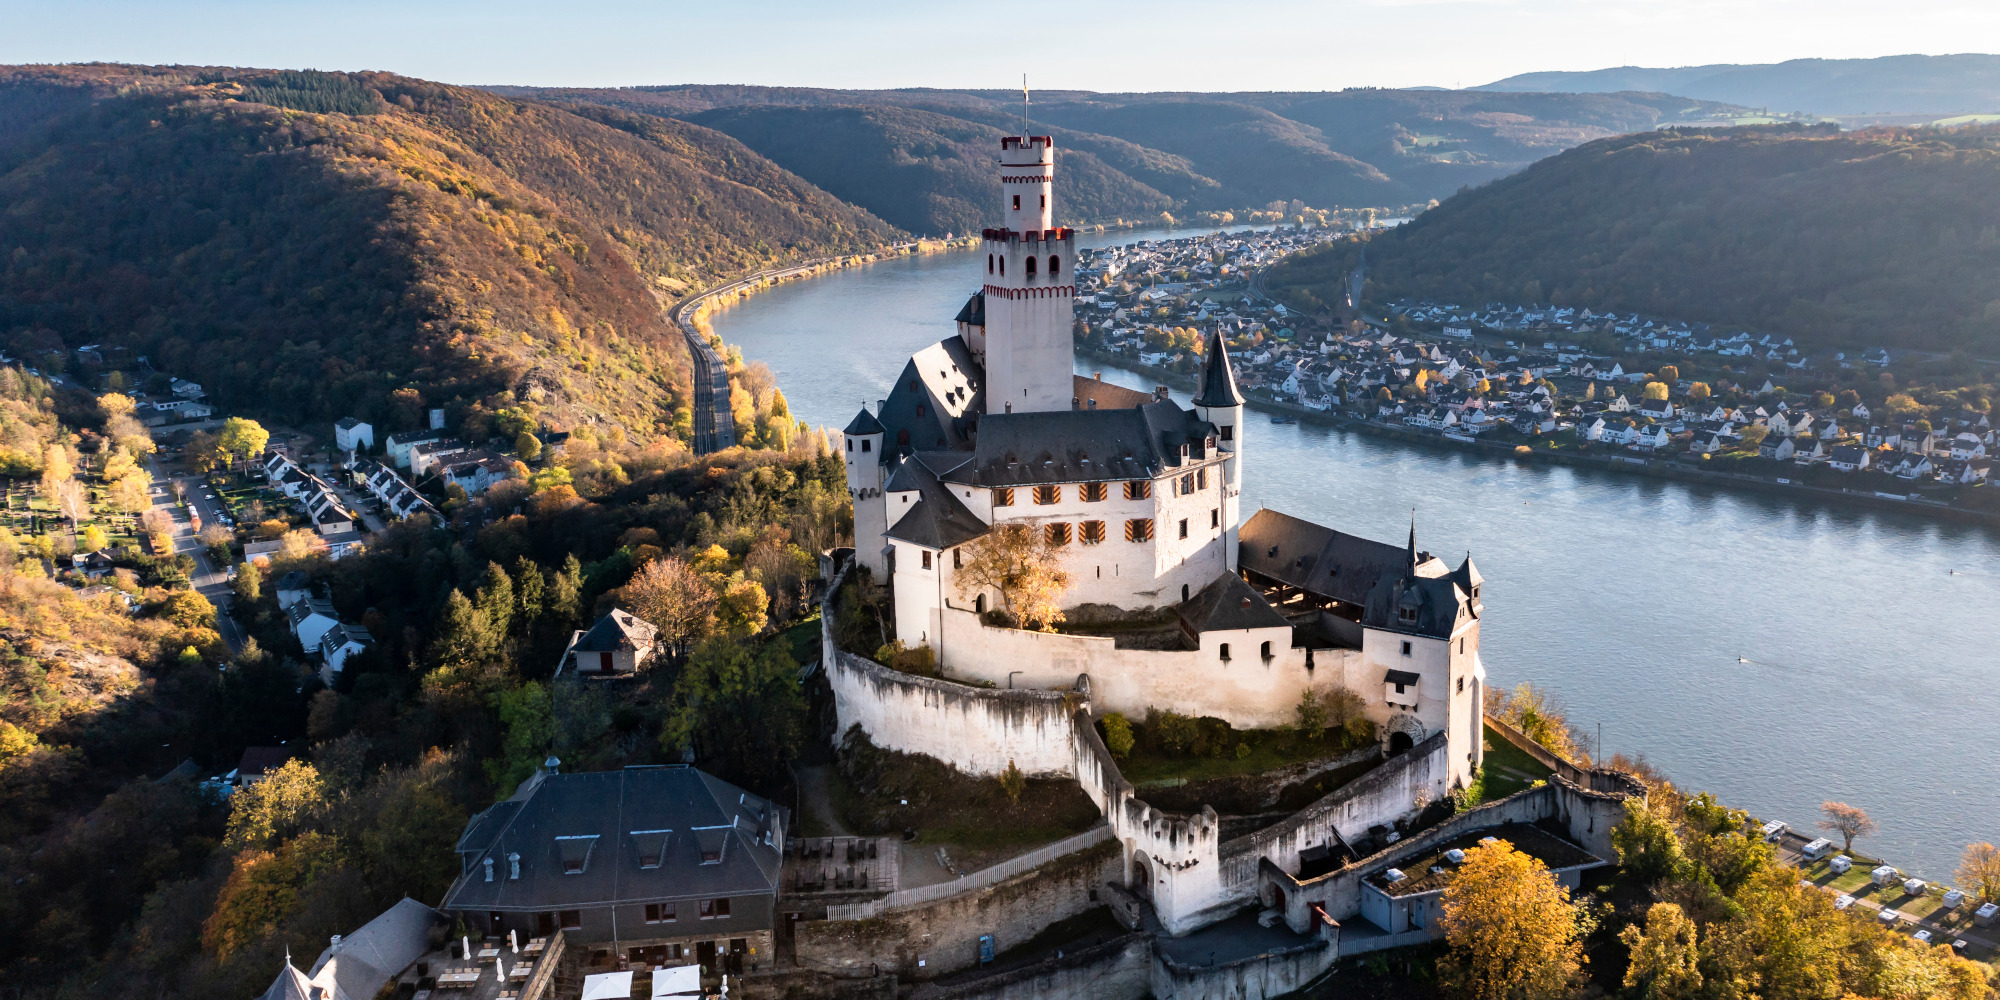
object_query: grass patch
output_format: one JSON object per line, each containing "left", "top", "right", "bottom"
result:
{"left": 772, "top": 610, "right": 820, "bottom": 666}
{"left": 1477, "top": 723, "right": 1554, "bottom": 799}
{"left": 1115, "top": 713, "right": 1371, "bottom": 786}
{"left": 833, "top": 726, "right": 1100, "bottom": 852}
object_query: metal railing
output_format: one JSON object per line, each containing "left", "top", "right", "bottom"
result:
{"left": 826, "top": 825, "right": 1112, "bottom": 920}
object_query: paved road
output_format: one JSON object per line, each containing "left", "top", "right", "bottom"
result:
{"left": 146, "top": 459, "right": 246, "bottom": 655}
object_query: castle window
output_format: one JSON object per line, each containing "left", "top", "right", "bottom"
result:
{"left": 1079, "top": 520, "right": 1105, "bottom": 545}
{"left": 999, "top": 256, "right": 1005, "bottom": 276}
{"left": 1081, "top": 482, "right": 1107, "bottom": 501}
{"left": 1458, "top": 637, "right": 1464, "bottom": 654}
{"left": 954, "top": 547, "right": 962, "bottom": 569}
{"left": 1025, "top": 256, "right": 1037, "bottom": 279}
{"left": 1182, "top": 584, "right": 1190, "bottom": 602}
{"left": 861, "top": 439, "right": 871, "bottom": 452}
{"left": 1457, "top": 677, "right": 1464, "bottom": 694}
{"left": 988, "top": 253, "right": 994, "bottom": 274}
{"left": 1178, "top": 473, "right": 1194, "bottom": 495}
{"left": 1044, "top": 522, "right": 1071, "bottom": 546}
{"left": 1178, "top": 518, "right": 1188, "bottom": 539}
{"left": 1040, "top": 194, "right": 1046, "bottom": 209}
{"left": 1033, "top": 485, "right": 1060, "bottom": 504}
{"left": 846, "top": 438, "right": 853, "bottom": 452}
{"left": 1197, "top": 468, "right": 1207, "bottom": 490}
{"left": 1124, "top": 480, "right": 1151, "bottom": 500}
{"left": 1048, "top": 255, "right": 1059, "bottom": 276}
{"left": 1219, "top": 643, "right": 1231, "bottom": 661}
{"left": 1400, "top": 641, "right": 1412, "bottom": 656}
{"left": 1260, "top": 641, "right": 1272, "bottom": 659}
{"left": 1211, "top": 508, "right": 1219, "bottom": 528}
{"left": 1399, "top": 606, "right": 1417, "bottom": 622}
{"left": 993, "top": 488, "right": 1015, "bottom": 506}
{"left": 1124, "top": 518, "right": 1153, "bottom": 541}
{"left": 1220, "top": 425, "right": 1233, "bottom": 441}
{"left": 1013, "top": 194, "right": 1021, "bottom": 211}
{"left": 920, "top": 550, "right": 931, "bottom": 570}
{"left": 975, "top": 594, "right": 986, "bottom": 613}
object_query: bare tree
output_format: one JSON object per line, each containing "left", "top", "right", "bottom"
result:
{"left": 626, "top": 556, "right": 717, "bottom": 658}
{"left": 1817, "top": 801, "right": 1877, "bottom": 853}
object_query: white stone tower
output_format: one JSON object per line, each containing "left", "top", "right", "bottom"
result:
{"left": 842, "top": 406, "right": 888, "bottom": 575}
{"left": 982, "top": 135, "right": 1077, "bottom": 415}
{"left": 1192, "top": 328, "right": 1244, "bottom": 570}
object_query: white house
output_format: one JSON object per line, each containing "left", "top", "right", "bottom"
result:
{"left": 317, "top": 623, "right": 375, "bottom": 684}
{"left": 286, "top": 597, "right": 342, "bottom": 652}
{"left": 334, "top": 417, "right": 374, "bottom": 453}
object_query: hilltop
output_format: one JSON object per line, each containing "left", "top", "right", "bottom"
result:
{"left": 0, "top": 65, "right": 899, "bottom": 434}
{"left": 1480, "top": 53, "right": 2000, "bottom": 118}
{"left": 503, "top": 84, "right": 1755, "bottom": 234}
{"left": 1266, "top": 123, "right": 2000, "bottom": 356}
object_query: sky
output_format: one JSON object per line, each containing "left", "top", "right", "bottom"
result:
{"left": 4, "top": 0, "right": 1998, "bottom": 92}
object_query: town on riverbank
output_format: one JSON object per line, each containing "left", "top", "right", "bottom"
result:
{"left": 1071, "top": 231, "right": 1999, "bottom": 524}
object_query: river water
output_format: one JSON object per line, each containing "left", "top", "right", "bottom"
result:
{"left": 714, "top": 227, "right": 2000, "bottom": 879}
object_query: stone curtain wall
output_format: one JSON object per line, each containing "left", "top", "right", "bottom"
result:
{"left": 1150, "top": 939, "right": 1335, "bottom": 1000}
{"left": 796, "top": 841, "right": 1124, "bottom": 981}
{"left": 1220, "top": 732, "right": 1452, "bottom": 911}
{"left": 910, "top": 934, "right": 1154, "bottom": 1000}
{"left": 936, "top": 606, "right": 1366, "bottom": 730}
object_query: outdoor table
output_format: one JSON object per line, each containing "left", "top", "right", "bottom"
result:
{"left": 476, "top": 947, "right": 501, "bottom": 960}
{"left": 522, "top": 939, "right": 548, "bottom": 957}
{"left": 509, "top": 963, "right": 533, "bottom": 981}
{"left": 434, "top": 970, "right": 482, "bottom": 989}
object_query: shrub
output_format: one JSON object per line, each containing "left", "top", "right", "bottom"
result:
{"left": 1100, "top": 712, "right": 1134, "bottom": 759}
{"left": 999, "top": 760, "right": 1025, "bottom": 803}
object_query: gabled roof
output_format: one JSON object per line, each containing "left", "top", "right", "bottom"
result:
{"left": 1179, "top": 572, "right": 1291, "bottom": 633}
{"left": 1238, "top": 508, "right": 1445, "bottom": 609}
{"left": 953, "top": 291, "right": 985, "bottom": 327}
{"left": 883, "top": 452, "right": 988, "bottom": 550}
{"left": 442, "top": 766, "right": 784, "bottom": 914}
{"left": 257, "top": 960, "right": 342, "bottom": 1000}
{"left": 308, "top": 898, "right": 437, "bottom": 1000}
{"left": 874, "top": 336, "right": 984, "bottom": 460}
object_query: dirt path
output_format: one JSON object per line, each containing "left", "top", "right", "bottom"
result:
{"left": 794, "top": 765, "right": 854, "bottom": 838}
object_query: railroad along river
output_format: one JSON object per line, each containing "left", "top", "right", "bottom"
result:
{"left": 711, "top": 226, "right": 2000, "bottom": 880}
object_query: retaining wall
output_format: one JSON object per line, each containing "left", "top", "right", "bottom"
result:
{"left": 796, "top": 841, "right": 1123, "bottom": 981}
{"left": 909, "top": 934, "right": 1154, "bottom": 1000}
{"left": 1150, "top": 939, "right": 1333, "bottom": 1000}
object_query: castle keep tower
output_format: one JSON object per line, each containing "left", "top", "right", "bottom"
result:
{"left": 983, "top": 135, "right": 1076, "bottom": 415}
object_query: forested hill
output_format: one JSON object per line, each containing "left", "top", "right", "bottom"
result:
{"left": 503, "top": 84, "right": 1756, "bottom": 235}
{"left": 0, "top": 65, "right": 898, "bottom": 432}
{"left": 1267, "top": 123, "right": 2000, "bottom": 356}
{"left": 1479, "top": 54, "right": 2000, "bottom": 117}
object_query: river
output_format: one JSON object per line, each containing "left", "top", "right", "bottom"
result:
{"left": 713, "top": 226, "right": 2000, "bottom": 879}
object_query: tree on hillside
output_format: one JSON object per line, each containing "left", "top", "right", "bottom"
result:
{"left": 223, "top": 759, "right": 328, "bottom": 851}
{"left": 1612, "top": 796, "right": 1689, "bottom": 884}
{"left": 1955, "top": 842, "right": 2000, "bottom": 904}
{"left": 1437, "top": 839, "right": 1586, "bottom": 1000}
{"left": 625, "top": 556, "right": 716, "bottom": 658}
{"left": 956, "top": 523, "right": 1072, "bottom": 631}
{"left": 217, "top": 417, "right": 270, "bottom": 471}
{"left": 1619, "top": 903, "right": 1702, "bottom": 1000}
{"left": 661, "top": 637, "right": 804, "bottom": 789}
{"left": 1818, "top": 801, "right": 1876, "bottom": 853}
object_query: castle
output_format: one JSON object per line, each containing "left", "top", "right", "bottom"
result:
{"left": 841, "top": 133, "right": 1485, "bottom": 793}
{"left": 818, "top": 134, "right": 1636, "bottom": 984}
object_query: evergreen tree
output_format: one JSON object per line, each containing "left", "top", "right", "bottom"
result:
{"left": 476, "top": 562, "right": 514, "bottom": 642}
{"left": 512, "top": 555, "right": 545, "bottom": 626}
{"left": 431, "top": 589, "right": 486, "bottom": 665}
{"left": 547, "top": 555, "right": 584, "bottom": 629}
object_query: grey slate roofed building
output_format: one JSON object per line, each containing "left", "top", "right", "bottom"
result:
{"left": 943, "top": 401, "right": 1219, "bottom": 489}
{"left": 882, "top": 452, "right": 988, "bottom": 550}
{"left": 1178, "top": 572, "right": 1291, "bottom": 634}
{"left": 443, "top": 765, "right": 784, "bottom": 967}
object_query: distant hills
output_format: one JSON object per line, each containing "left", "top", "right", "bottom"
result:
{"left": 0, "top": 65, "right": 895, "bottom": 431}
{"left": 499, "top": 84, "right": 1754, "bottom": 235}
{"left": 1479, "top": 54, "right": 2000, "bottom": 117}
{"left": 1265, "top": 123, "right": 2000, "bottom": 357}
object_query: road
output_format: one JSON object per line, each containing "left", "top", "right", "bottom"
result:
{"left": 146, "top": 458, "right": 247, "bottom": 655}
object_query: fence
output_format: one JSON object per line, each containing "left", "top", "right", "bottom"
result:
{"left": 826, "top": 825, "right": 1113, "bottom": 920}
{"left": 517, "top": 930, "right": 567, "bottom": 1000}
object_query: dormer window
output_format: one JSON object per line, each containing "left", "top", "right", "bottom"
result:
{"left": 556, "top": 835, "right": 598, "bottom": 874}
{"left": 633, "top": 830, "right": 670, "bottom": 869}
{"left": 694, "top": 827, "right": 728, "bottom": 865}
{"left": 1399, "top": 607, "right": 1418, "bottom": 622}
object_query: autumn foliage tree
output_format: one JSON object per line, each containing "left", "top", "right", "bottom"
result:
{"left": 1817, "top": 800, "right": 1877, "bottom": 853}
{"left": 956, "top": 523, "right": 1072, "bottom": 631}
{"left": 1436, "top": 839, "right": 1587, "bottom": 1000}
{"left": 624, "top": 555, "right": 717, "bottom": 657}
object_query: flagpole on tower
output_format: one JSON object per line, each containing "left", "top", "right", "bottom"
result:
{"left": 1022, "top": 74, "right": 1030, "bottom": 139}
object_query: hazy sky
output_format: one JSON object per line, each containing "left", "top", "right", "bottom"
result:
{"left": 5, "top": 0, "right": 1997, "bottom": 91}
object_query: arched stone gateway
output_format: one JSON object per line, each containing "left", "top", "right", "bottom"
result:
{"left": 1131, "top": 851, "right": 1154, "bottom": 899}
{"left": 1386, "top": 713, "right": 1425, "bottom": 755}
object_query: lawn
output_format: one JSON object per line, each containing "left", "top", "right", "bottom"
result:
{"left": 772, "top": 611, "right": 821, "bottom": 667}
{"left": 1116, "top": 722, "right": 1370, "bottom": 786}
{"left": 1475, "top": 723, "right": 1554, "bottom": 800}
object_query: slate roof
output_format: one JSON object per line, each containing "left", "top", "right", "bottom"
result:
{"left": 882, "top": 452, "right": 989, "bottom": 550}
{"left": 257, "top": 961, "right": 342, "bottom": 1000}
{"left": 1192, "top": 328, "right": 1244, "bottom": 408}
{"left": 1179, "top": 572, "right": 1291, "bottom": 633}
{"left": 308, "top": 898, "right": 437, "bottom": 1000}
{"left": 1072, "top": 375, "right": 1155, "bottom": 411}
{"left": 572, "top": 608, "right": 657, "bottom": 653}
{"left": 953, "top": 291, "right": 985, "bottom": 327}
{"left": 874, "top": 335, "right": 984, "bottom": 459}
{"left": 1239, "top": 508, "right": 1443, "bottom": 608}
{"left": 276, "top": 570, "right": 309, "bottom": 593}
{"left": 444, "top": 766, "right": 784, "bottom": 914}
{"left": 843, "top": 408, "right": 885, "bottom": 436}
{"left": 941, "top": 401, "right": 1218, "bottom": 488}
{"left": 240, "top": 746, "right": 297, "bottom": 778}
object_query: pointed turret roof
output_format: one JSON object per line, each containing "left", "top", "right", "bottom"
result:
{"left": 1192, "top": 328, "right": 1243, "bottom": 408}
{"left": 843, "top": 407, "right": 884, "bottom": 436}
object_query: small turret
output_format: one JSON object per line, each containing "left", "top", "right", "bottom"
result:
{"left": 1192, "top": 328, "right": 1244, "bottom": 570}
{"left": 844, "top": 406, "right": 890, "bottom": 575}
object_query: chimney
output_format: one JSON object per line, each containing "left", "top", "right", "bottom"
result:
{"left": 1093, "top": 371, "right": 1103, "bottom": 380}
{"left": 1154, "top": 385, "right": 1171, "bottom": 401}
{"left": 543, "top": 755, "right": 561, "bottom": 775}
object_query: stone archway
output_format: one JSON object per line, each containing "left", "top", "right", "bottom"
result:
{"left": 1386, "top": 713, "right": 1425, "bottom": 756}
{"left": 1131, "top": 851, "right": 1154, "bottom": 900}
{"left": 1389, "top": 731, "right": 1414, "bottom": 755}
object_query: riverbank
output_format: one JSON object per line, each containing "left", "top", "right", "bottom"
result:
{"left": 1078, "top": 346, "right": 2000, "bottom": 529}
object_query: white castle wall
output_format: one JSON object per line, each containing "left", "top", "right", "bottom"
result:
{"left": 936, "top": 606, "right": 1361, "bottom": 730}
